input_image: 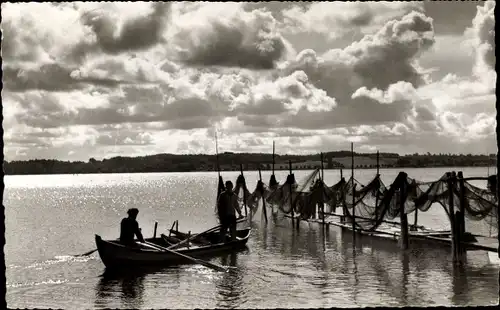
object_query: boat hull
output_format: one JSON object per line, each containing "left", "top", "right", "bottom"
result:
{"left": 95, "top": 228, "right": 251, "bottom": 269}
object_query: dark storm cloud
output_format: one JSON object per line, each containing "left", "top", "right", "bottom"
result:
{"left": 81, "top": 2, "right": 171, "bottom": 54}
{"left": 174, "top": 8, "right": 288, "bottom": 69}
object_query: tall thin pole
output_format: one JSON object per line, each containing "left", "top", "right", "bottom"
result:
{"left": 259, "top": 168, "right": 268, "bottom": 223}
{"left": 448, "top": 172, "right": 457, "bottom": 262}
{"left": 320, "top": 153, "right": 325, "bottom": 227}
{"left": 351, "top": 142, "right": 356, "bottom": 234}
{"left": 375, "top": 150, "right": 380, "bottom": 226}
{"left": 272, "top": 141, "right": 275, "bottom": 174}
{"left": 240, "top": 164, "right": 248, "bottom": 217}
{"left": 215, "top": 132, "right": 220, "bottom": 177}
{"left": 376, "top": 150, "right": 380, "bottom": 175}
{"left": 289, "top": 160, "right": 294, "bottom": 224}
{"left": 321, "top": 152, "right": 325, "bottom": 180}
{"left": 215, "top": 131, "right": 224, "bottom": 220}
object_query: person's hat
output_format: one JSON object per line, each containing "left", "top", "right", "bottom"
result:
{"left": 127, "top": 208, "right": 139, "bottom": 216}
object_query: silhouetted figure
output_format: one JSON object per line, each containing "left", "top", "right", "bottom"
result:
{"left": 217, "top": 181, "right": 244, "bottom": 242}
{"left": 120, "top": 208, "right": 145, "bottom": 245}
{"left": 487, "top": 174, "right": 497, "bottom": 198}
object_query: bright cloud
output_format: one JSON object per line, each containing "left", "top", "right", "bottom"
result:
{"left": 1, "top": 1, "right": 496, "bottom": 161}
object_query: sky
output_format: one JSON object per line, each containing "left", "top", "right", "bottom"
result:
{"left": 1, "top": 1, "right": 497, "bottom": 161}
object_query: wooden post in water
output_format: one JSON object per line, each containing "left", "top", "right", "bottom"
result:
{"left": 457, "top": 171, "right": 466, "bottom": 259}
{"left": 321, "top": 152, "right": 325, "bottom": 181}
{"left": 272, "top": 141, "right": 275, "bottom": 174}
{"left": 259, "top": 167, "right": 268, "bottom": 223}
{"left": 240, "top": 164, "right": 248, "bottom": 217}
{"left": 399, "top": 172, "right": 409, "bottom": 250}
{"left": 320, "top": 153, "right": 325, "bottom": 226}
{"left": 447, "top": 172, "right": 458, "bottom": 262}
{"left": 351, "top": 142, "right": 356, "bottom": 235}
{"left": 375, "top": 150, "right": 380, "bottom": 226}
{"left": 289, "top": 160, "right": 294, "bottom": 226}
{"left": 153, "top": 221, "right": 158, "bottom": 238}
{"left": 339, "top": 167, "right": 345, "bottom": 223}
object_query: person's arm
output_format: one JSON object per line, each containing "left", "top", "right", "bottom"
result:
{"left": 134, "top": 221, "right": 145, "bottom": 243}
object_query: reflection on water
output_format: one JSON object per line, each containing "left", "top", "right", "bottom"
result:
{"left": 216, "top": 253, "right": 244, "bottom": 308}
{"left": 95, "top": 269, "right": 146, "bottom": 309}
{"left": 5, "top": 169, "right": 499, "bottom": 308}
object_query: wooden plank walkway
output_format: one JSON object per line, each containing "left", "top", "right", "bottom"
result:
{"left": 285, "top": 215, "right": 498, "bottom": 253}
{"left": 424, "top": 234, "right": 499, "bottom": 252}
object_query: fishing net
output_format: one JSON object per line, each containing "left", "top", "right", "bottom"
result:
{"left": 340, "top": 174, "right": 393, "bottom": 231}
{"left": 269, "top": 169, "right": 321, "bottom": 215}
{"left": 323, "top": 178, "right": 347, "bottom": 214}
{"left": 219, "top": 167, "right": 497, "bottom": 237}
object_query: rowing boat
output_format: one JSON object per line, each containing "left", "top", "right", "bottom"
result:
{"left": 95, "top": 228, "right": 251, "bottom": 269}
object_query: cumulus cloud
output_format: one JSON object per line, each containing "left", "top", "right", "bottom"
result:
{"left": 233, "top": 11, "right": 436, "bottom": 130}
{"left": 1, "top": 2, "right": 496, "bottom": 161}
{"left": 351, "top": 81, "right": 419, "bottom": 104}
{"left": 96, "top": 131, "right": 154, "bottom": 146}
{"left": 2, "top": 63, "right": 125, "bottom": 92}
{"left": 280, "top": 11, "right": 434, "bottom": 99}
{"left": 281, "top": 2, "right": 424, "bottom": 41}
{"left": 235, "top": 70, "right": 337, "bottom": 115}
{"left": 467, "top": 1, "right": 495, "bottom": 82}
{"left": 169, "top": 3, "right": 288, "bottom": 69}
{"left": 1, "top": 2, "right": 91, "bottom": 64}
{"left": 78, "top": 2, "right": 171, "bottom": 55}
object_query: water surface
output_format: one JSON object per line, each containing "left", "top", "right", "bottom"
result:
{"left": 5, "top": 167, "right": 499, "bottom": 308}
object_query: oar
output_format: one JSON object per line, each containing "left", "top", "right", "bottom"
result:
{"left": 74, "top": 249, "right": 97, "bottom": 257}
{"left": 165, "top": 217, "right": 247, "bottom": 250}
{"left": 139, "top": 241, "right": 231, "bottom": 272}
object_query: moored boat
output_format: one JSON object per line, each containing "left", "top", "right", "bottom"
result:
{"left": 95, "top": 228, "right": 251, "bottom": 269}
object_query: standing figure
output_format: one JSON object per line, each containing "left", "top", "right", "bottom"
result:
{"left": 120, "top": 208, "right": 145, "bottom": 246}
{"left": 217, "top": 181, "right": 244, "bottom": 242}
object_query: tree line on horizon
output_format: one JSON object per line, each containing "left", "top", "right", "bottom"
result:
{"left": 2, "top": 151, "right": 497, "bottom": 175}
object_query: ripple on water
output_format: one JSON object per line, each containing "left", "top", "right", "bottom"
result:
{"left": 5, "top": 169, "right": 500, "bottom": 308}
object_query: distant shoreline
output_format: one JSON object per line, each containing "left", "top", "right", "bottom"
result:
{"left": 3, "top": 151, "right": 497, "bottom": 176}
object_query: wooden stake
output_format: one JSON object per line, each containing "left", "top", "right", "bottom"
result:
{"left": 215, "top": 132, "right": 220, "bottom": 177}
{"left": 376, "top": 150, "right": 380, "bottom": 175}
{"left": 153, "top": 221, "right": 158, "bottom": 239}
{"left": 447, "top": 172, "right": 457, "bottom": 262}
{"left": 272, "top": 141, "right": 275, "bottom": 174}
{"left": 259, "top": 167, "right": 268, "bottom": 223}
{"left": 320, "top": 152, "right": 325, "bottom": 180}
{"left": 351, "top": 142, "right": 356, "bottom": 235}
{"left": 240, "top": 164, "right": 248, "bottom": 217}
{"left": 399, "top": 172, "right": 409, "bottom": 250}
{"left": 375, "top": 150, "right": 380, "bottom": 224}
{"left": 288, "top": 160, "right": 294, "bottom": 225}
{"left": 457, "top": 171, "right": 466, "bottom": 260}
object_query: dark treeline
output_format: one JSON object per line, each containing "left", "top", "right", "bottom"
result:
{"left": 2, "top": 151, "right": 497, "bottom": 175}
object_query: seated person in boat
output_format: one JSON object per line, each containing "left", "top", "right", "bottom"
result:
{"left": 217, "top": 181, "right": 244, "bottom": 242}
{"left": 120, "top": 208, "right": 145, "bottom": 245}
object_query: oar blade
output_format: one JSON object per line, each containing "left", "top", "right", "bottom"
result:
{"left": 75, "top": 249, "right": 97, "bottom": 257}
{"left": 196, "top": 260, "right": 228, "bottom": 272}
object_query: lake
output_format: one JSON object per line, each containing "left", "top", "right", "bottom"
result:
{"left": 4, "top": 167, "right": 499, "bottom": 308}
